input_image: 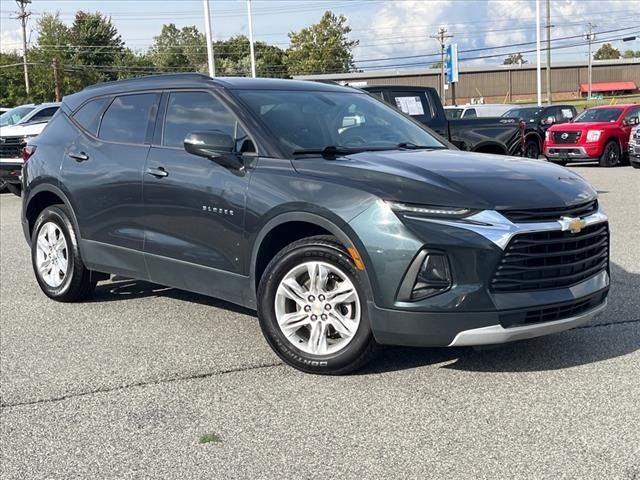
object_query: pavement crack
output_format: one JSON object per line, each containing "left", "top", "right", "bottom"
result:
{"left": 0, "top": 360, "right": 284, "bottom": 410}
{"left": 575, "top": 318, "right": 640, "bottom": 330}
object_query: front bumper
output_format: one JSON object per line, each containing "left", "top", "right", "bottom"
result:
{"left": 544, "top": 146, "right": 596, "bottom": 161}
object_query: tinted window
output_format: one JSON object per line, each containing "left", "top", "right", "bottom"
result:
{"left": 573, "top": 108, "right": 623, "bottom": 123}
{"left": 463, "top": 108, "right": 477, "bottom": 118}
{"left": 624, "top": 107, "right": 640, "bottom": 123}
{"left": 163, "top": 91, "right": 236, "bottom": 147}
{"left": 445, "top": 108, "right": 463, "bottom": 119}
{"left": 502, "top": 107, "right": 541, "bottom": 123}
{"left": 99, "top": 94, "right": 158, "bottom": 144}
{"left": 73, "top": 98, "right": 109, "bottom": 135}
{"left": 0, "top": 106, "right": 34, "bottom": 126}
{"left": 29, "top": 107, "right": 59, "bottom": 123}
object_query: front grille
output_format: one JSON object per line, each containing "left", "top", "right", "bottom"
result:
{"left": 500, "top": 199, "right": 598, "bottom": 223}
{"left": 553, "top": 131, "right": 581, "bottom": 143}
{"left": 499, "top": 290, "right": 607, "bottom": 328}
{"left": 0, "top": 137, "right": 25, "bottom": 159}
{"left": 491, "top": 223, "right": 609, "bottom": 292}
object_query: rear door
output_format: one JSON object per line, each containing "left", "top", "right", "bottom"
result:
{"left": 61, "top": 92, "right": 160, "bottom": 277}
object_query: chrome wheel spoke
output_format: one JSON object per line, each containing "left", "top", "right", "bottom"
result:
{"left": 328, "top": 311, "right": 357, "bottom": 338}
{"left": 327, "top": 282, "right": 356, "bottom": 305}
{"left": 35, "top": 222, "right": 69, "bottom": 288}
{"left": 308, "top": 321, "right": 328, "bottom": 355}
{"left": 307, "top": 262, "right": 328, "bottom": 294}
{"left": 277, "top": 278, "right": 307, "bottom": 307}
{"left": 278, "top": 311, "right": 310, "bottom": 336}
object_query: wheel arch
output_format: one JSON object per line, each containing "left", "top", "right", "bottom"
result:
{"left": 524, "top": 131, "right": 543, "bottom": 149}
{"left": 472, "top": 141, "right": 508, "bottom": 155}
{"left": 250, "top": 212, "right": 376, "bottom": 303}
{"left": 24, "top": 184, "right": 81, "bottom": 245}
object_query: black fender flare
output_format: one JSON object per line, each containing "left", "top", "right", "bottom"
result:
{"left": 248, "top": 211, "right": 378, "bottom": 304}
{"left": 524, "top": 131, "right": 543, "bottom": 150}
{"left": 471, "top": 140, "right": 508, "bottom": 155}
{"left": 24, "top": 183, "right": 82, "bottom": 246}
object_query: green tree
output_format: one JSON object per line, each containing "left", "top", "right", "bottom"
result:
{"left": 0, "top": 52, "right": 28, "bottom": 106}
{"left": 214, "top": 35, "right": 286, "bottom": 77}
{"left": 148, "top": 24, "right": 206, "bottom": 72}
{"left": 622, "top": 49, "right": 640, "bottom": 59}
{"left": 286, "top": 11, "right": 358, "bottom": 76}
{"left": 503, "top": 53, "right": 528, "bottom": 65}
{"left": 593, "top": 43, "right": 620, "bottom": 60}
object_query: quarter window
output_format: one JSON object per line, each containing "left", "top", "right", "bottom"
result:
{"left": 99, "top": 94, "right": 158, "bottom": 144}
{"left": 73, "top": 98, "right": 109, "bottom": 136}
{"left": 29, "top": 107, "right": 59, "bottom": 123}
{"left": 163, "top": 91, "right": 237, "bottom": 147}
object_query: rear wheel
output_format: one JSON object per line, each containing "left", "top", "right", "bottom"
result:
{"left": 257, "top": 235, "right": 376, "bottom": 374}
{"left": 31, "top": 205, "right": 96, "bottom": 301}
{"left": 599, "top": 141, "right": 620, "bottom": 167}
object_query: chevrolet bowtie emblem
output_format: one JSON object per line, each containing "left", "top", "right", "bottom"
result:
{"left": 560, "top": 216, "right": 586, "bottom": 234}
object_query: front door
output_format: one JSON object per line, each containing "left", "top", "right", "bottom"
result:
{"left": 142, "top": 90, "right": 254, "bottom": 303}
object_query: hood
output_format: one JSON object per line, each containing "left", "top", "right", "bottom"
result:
{"left": 0, "top": 121, "right": 48, "bottom": 138}
{"left": 550, "top": 121, "right": 617, "bottom": 131}
{"left": 292, "top": 149, "right": 596, "bottom": 210}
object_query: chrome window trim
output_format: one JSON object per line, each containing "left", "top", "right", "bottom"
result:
{"left": 405, "top": 207, "right": 608, "bottom": 250}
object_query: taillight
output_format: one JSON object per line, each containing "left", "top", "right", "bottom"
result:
{"left": 22, "top": 145, "right": 36, "bottom": 162}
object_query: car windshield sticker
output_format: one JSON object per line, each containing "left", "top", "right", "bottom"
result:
{"left": 394, "top": 96, "right": 424, "bottom": 116}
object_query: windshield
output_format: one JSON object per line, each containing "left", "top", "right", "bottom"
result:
{"left": 235, "top": 89, "right": 445, "bottom": 157}
{"left": 0, "top": 106, "right": 35, "bottom": 127}
{"left": 502, "top": 107, "right": 541, "bottom": 123}
{"left": 445, "top": 108, "right": 463, "bottom": 119}
{"left": 573, "top": 108, "right": 623, "bottom": 123}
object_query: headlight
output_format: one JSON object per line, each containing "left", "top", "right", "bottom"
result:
{"left": 586, "top": 130, "right": 602, "bottom": 142}
{"left": 545, "top": 131, "right": 550, "bottom": 142}
{"left": 385, "top": 201, "right": 475, "bottom": 219}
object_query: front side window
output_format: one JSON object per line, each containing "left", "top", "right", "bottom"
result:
{"left": 502, "top": 108, "right": 540, "bottom": 123}
{"left": 163, "top": 91, "right": 237, "bottom": 148}
{"left": 99, "top": 94, "right": 158, "bottom": 144}
{"left": 236, "top": 89, "right": 444, "bottom": 157}
{"left": 573, "top": 108, "right": 623, "bottom": 123}
{"left": 0, "top": 106, "right": 34, "bottom": 126}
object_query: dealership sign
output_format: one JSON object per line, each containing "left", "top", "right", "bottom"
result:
{"left": 446, "top": 43, "right": 459, "bottom": 84}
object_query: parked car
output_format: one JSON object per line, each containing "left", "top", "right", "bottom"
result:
{"left": 628, "top": 124, "right": 640, "bottom": 169}
{"left": 502, "top": 104, "right": 577, "bottom": 158}
{"left": 363, "top": 86, "right": 524, "bottom": 156}
{"left": 0, "top": 107, "right": 11, "bottom": 115}
{"left": 544, "top": 104, "right": 640, "bottom": 167}
{"left": 444, "top": 104, "right": 513, "bottom": 119}
{"left": 0, "top": 102, "right": 61, "bottom": 195}
{"left": 21, "top": 74, "right": 609, "bottom": 374}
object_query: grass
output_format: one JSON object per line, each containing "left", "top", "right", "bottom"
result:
{"left": 198, "top": 432, "right": 222, "bottom": 444}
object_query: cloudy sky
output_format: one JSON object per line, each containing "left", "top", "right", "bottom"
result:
{"left": 1, "top": 0, "right": 639, "bottom": 70}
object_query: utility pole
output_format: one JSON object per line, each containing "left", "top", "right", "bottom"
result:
{"left": 545, "top": 0, "right": 552, "bottom": 104}
{"left": 15, "top": 0, "right": 31, "bottom": 96}
{"left": 430, "top": 27, "right": 453, "bottom": 104}
{"left": 535, "top": 0, "right": 542, "bottom": 106}
{"left": 246, "top": 0, "right": 256, "bottom": 78}
{"left": 585, "top": 22, "right": 596, "bottom": 101}
{"left": 53, "top": 58, "right": 61, "bottom": 102}
{"left": 203, "top": 0, "right": 216, "bottom": 77}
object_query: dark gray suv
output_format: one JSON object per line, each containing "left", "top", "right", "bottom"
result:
{"left": 21, "top": 74, "right": 609, "bottom": 374}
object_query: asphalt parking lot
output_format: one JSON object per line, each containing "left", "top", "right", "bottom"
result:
{"left": 1, "top": 164, "right": 639, "bottom": 480}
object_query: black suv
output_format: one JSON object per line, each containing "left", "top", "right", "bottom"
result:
{"left": 21, "top": 75, "right": 609, "bottom": 374}
{"left": 503, "top": 104, "right": 577, "bottom": 158}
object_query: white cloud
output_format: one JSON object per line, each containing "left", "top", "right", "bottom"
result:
{"left": 0, "top": 27, "right": 22, "bottom": 54}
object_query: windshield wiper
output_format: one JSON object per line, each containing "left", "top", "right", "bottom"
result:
{"left": 396, "top": 142, "right": 445, "bottom": 150}
{"left": 292, "top": 145, "right": 365, "bottom": 158}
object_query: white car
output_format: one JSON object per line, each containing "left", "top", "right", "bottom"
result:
{"left": 0, "top": 103, "right": 61, "bottom": 195}
{"left": 630, "top": 124, "right": 640, "bottom": 169}
{"left": 444, "top": 104, "right": 514, "bottom": 119}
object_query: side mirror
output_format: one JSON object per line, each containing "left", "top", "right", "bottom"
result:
{"left": 184, "top": 130, "right": 244, "bottom": 170}
{"left": 542, "top": 115, "right": 556, "bottom": 126}
{"left": 624, "top": 117, "right": 639, "bottom": 127}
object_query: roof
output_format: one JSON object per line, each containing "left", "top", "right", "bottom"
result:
{"left": 584, "top": 103, "right": 638, "bottom": 109}
{"left": 63, "top": 73, "right": 356, "bottom": 111}
{"left": 579, "top": 81, "right": 638, "bottom": 93}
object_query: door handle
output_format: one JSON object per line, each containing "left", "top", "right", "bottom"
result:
{"left": 69, "top": 152, "right": 89, "bottom": 162}
{"left": 146, "top": 167, "right": 169, "bottom": 178}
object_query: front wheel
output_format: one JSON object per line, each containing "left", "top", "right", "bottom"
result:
{"left": 524, "top": 140, "right": 540, "bottom": 159}
{"left": 257, "top": 236, "right": 376, "bottom": 374}
{"left": 31, "top": 205, "right": 97, "bottom": 302}
{"left": 599, "top": 141, "right": 620, "bottom": 167}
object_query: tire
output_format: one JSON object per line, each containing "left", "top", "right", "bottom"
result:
{"left": 257, "top": 235, "right": 376, "bottom": 374}
{"left": 599, "top": 141, "right": 620, "bottom": 167}
{"left": 31, "top": 204, "right": 97, "bottom": 302}
{"left": 632, "top": 161, "right": 640, "bottom": 169}
{"left": 524, "top": 140, "right": 540, "bottom": 159}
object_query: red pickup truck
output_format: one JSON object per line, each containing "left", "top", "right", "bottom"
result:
{"left": 544, "top": 104, "right": 640, "bottom": 167}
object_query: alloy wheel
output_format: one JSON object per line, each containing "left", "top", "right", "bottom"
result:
{"left": 35, "top": 222, "right": 69, "bottom": 288}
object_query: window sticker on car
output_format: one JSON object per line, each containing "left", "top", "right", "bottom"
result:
{"left": 394, "top": 96, "right": 424, "bottom": 116}
{"left": 561, "top": 109, "right": 574, "bottom": 118}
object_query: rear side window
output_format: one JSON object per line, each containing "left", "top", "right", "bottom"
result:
{"left": 29, "top": 107, "right": 59, "bottom": 123}
{"left": 387, "top": 91, "right": 434, "bottom": 122}
{"left": 463, "top": 108, "right": 477, "bottom": 118}
{"left": 163, "top": 91, "right": 236, "bottom": 147}
{"left": 99, "top": 94, "right": 158, "bottom": 144}
{"left": 73, "top": 98, "right": 109, "bottom": 136}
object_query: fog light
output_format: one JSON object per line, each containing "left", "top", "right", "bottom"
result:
{"left": 397, "top": 250, "right": 452, "bottom": 301}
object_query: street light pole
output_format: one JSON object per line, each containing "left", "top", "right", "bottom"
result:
{"left": 247, "top": 0, "right": 256, "bottom": 78}
{"left": 536, "top": 0, "right": 542, "bottom": 106}
{"left": 545, "top": 0, "right": 552, "bottom": 104}
{"left": 203, "top": 0, "right": 215, "bottom": 77}
{"left": 15, "top": 0, "right": 31, "bottom": 96}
